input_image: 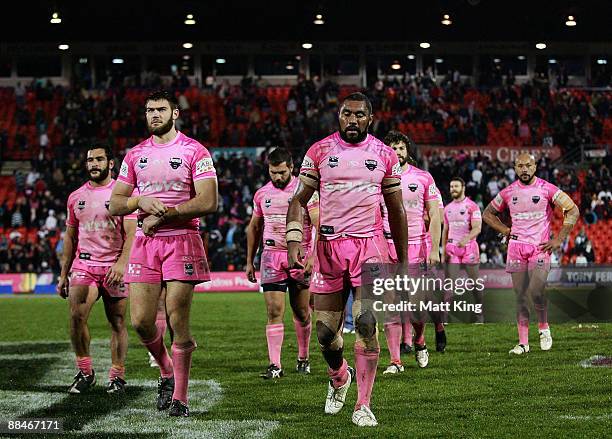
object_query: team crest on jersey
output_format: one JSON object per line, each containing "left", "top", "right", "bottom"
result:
{"left": 512, "top": 196, "right": 518, "bottom": 204}
{"left": 328, "top": 156, "right": 339, "bottom": 168}
{"left": 408, "top": 183, "right": 418, "bottom": 192}
{"left": 532, "top": 195, "right": 540, "bottom": 204}
{"left": 169, "top": 157, "right": 182, "bottom": 170}
{"left": 264, "top": 198, "right": 271, "bottom": 208}
{"left": 365, "top": 159, "right": 378, "bottom": 171}
{"left": 460, "top": 209, "right": 466, "bottom": 215}
{"left": 105, "top": 200, "right": 110, "bottom": 210}
{"left": 77, "top": 200, "right": 86, "bottom": 210}
{"left": 138, "top": 157, "right": 148, "bottom": 169}
{"left": 184, "top": 263, "right": 194, "bottom": 276}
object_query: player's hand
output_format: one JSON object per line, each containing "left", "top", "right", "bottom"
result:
{"left": 138, "top": 197, "right": 168, "bottom": 217}
{"left": 441, "top": 250, "right": 449, "bottom": 263}
{"left": 458, "top": 237, "right": 470, "bottom": 248}
{"left": 304, "top": 254, "right": 315, "bottom": 275}
{"left": 427, "top": 249, "right": 441, "bottom": 266}
{"left": 105, "top": 260, "right": 126, "bottom": 286}
{"left": 287, "top": 242, "right": 304, "bottom": 269}
{"left": 246, "top": 263, "right": 257, "bottom": 283}
{"left": 142, "top": 215, "right": 164, "bottom": 236}
{"left": 57, "top": 275, "right": 69, "bottom": 299}
{"left": 539, "top": 237, "right": 562, "bottom": 254}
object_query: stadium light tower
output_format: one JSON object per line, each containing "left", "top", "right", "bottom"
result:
{"left": 58, "top": 44, "right": 69, "bottom": 51}
{"left": 302, "top": 42, "right": 313, "bottom": 49}
{"left": 419, "top": 42, "right": 431, "bottom": 49}
{"left": 391, "top": 61, "right": 401, "bottom": 70}
{"left": 441, "top": 14, "right": 452, "bottom": 25}
{"left": 182, "top": 42, "right": 194, "bottom": 49}
{"left": 565, "top": 15, "right": 576, "bottom": 27}
{"left": 313, "top": 14, "right": 324, "bottom": 25}
{"left": 50, "top": 12, "right": 61, "bottom": 24}
{"left": 184, "top": 14, "right": 196, "bottom": 25}
{"left": 535, "top": 42, "right": 547, "bottom": 50}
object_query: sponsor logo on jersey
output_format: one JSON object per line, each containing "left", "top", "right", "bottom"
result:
{"left": 532, "top": 195, "right": 540, "bottom": 204}
{"left": 392, "top": 162, "right": 402, "bottom": 176}
{"left": 460, "top": 209, "right": 466, "bottom": 215}
{"left": 301, "top": 156, "right": 314, "bottom": 169}
{"left": 365, "top": 159, "right": 378, "bottom": 171}
{"left": 184, "top": 263, "right": 194, "bottom": 276}
{"left": 78, "top": 252, "right": 91, "bottom": 260}
{"left": 195, "top": 157, "right": 214, "bottom": 175}
{"left": 169, "top": 157, "right": 182, "bottom": 170}
{"left": 127, "top": 263, "right": 142, "bottom": 275}
{"left": 138, "top": 157, "right": 148, "bottom": 169}
{"left": 319, "top": 225, "right": 335, "bottom": 235}
{"left": 328, "top": 156, "right": 339, "bottom": 168}
{"left": 408, "top": 183, "right": 418, "bottom": 192}
{"left": 137, "top": 180, "right": 187, "bottom": 192}
{"left": 265, "top": 239, "right": 276, "bottom": 246}
{"left": 119, "top": 162, "right": 129, "bottom": 177}
{"left": 77, "top": 200, "right": 86, "bottom": 210}
{"left": 428, "top": 184, "right": 438, "bottom": 196}
{"left": 322, "top": 181, "right": 378, "bottom": 194}
{"left": 264, "top": 198, "right": 271, "bottom": 208}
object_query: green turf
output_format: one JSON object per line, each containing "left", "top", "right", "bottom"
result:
{"left": 0, "top": 293, "right": 610, "bottom": 438}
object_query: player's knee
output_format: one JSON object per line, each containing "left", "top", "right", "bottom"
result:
{"left": 355, "top": 310, "right": 377, "bottom": 339}
{"left": 131, "top": 316, "right": 155, "bottom": 339}
{"left": 316, "top": 321, "right": 336, "bottom": 347}
{"left": 108, "top": 315, "right": 126, "bottom": 333}
{"left": 293, "top": 307, "right": 311, "bottom": 324}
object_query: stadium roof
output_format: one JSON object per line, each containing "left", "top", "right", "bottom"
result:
{"left": 3, "top": 0, "right": 611, "bottom": 43}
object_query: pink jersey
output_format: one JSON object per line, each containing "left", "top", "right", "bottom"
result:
{"left": 118, "top": 131, "right": 217, "bottom": 237}
{"left": 444, "top": 197, "right": 482, "bottom": 243}
{"left": 491, "top": 177, "right": 561, "bottom": 245}
{"left": 66, "top": 180, "right": 128, "bottom": 266}
{"left": 382, "top": 165, "right": 439, "bottom": 244}
{"left": 253, "top": 177, "right": 318, "bottom": 251}
{"left": 300, "top": 132, "right": 400, "bottom": 240}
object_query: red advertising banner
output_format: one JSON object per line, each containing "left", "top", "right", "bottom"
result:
{"left": 419, "top": 145, "right": 561, "bottom": 163}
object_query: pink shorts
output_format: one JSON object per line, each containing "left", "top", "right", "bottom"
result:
{"left": 446, "top": 241, "right": 479, "bottom": 265}
{"left": 506, "top": 240, "right": 551, "bottom": 273}
{"left": 312, "top": 235, "right": 390, "bottom": 294}
{"left": 124, "top": 233, "right": 211, "bottom": 283}
{"left": 260, "top": 248, "right": 310, "bottom": 287}
{"left": 70, "top": 260, "right": 127, "bottom": 298}
{"left": 386, "top": 238, "right": 432, "bottom": 264}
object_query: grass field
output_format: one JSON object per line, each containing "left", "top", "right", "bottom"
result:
{"left": 0, "top": 293, "right": 610, "bottom": 438}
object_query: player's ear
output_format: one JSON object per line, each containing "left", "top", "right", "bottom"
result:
{"left": 172, "top": 108, "right": 179, "bottom": 120}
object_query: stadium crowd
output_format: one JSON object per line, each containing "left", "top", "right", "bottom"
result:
{"left": 0, "top": 72, "right": 610, "bottom": 274}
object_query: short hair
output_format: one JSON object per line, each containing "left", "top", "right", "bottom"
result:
{"left": 341, "top": 92, "right": 372, "bottom": 116}
{"left": 87, "top": 141, "right": 113, "bottom": 161}
{"left": 383, "top": 131, "right": 411, "bottom": 148}
{"left": 450, "top": 177, "right": 465, "bottom": 187}
{"left": 145, "top": 90, "right": 178, "bottom": 111}
{"left": 268, "top": 148, "right": 293, "bottom": 167}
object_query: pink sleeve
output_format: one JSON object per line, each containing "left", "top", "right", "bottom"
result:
{"left": 471, "top": 202, "right": 482, "bottom": 220}
{"left": 300, "top": 145, "right": 319, "bottom": 174}
{"left": 436, "top": 191, "right": 444, "bottom": 208}
{"left": 443, "top": 208, "right": 449, "bottom": 226}
{"left": 117, "top": 150, "right": 136, "bottom": 186}
{"left": 383, "top": 148, "right": 402, "bottom": 179}
{"left": 491, "top": 190, "right": 507, "bottom": 212}
{"left": 66, "top": 194, "right": 78, "bottom": 227}
{"left": 252, "top": 190, "right": 263, "bottom": 217}
{"left": 423, "top": 174, "right": 439, "bottom": 202}
{"left": 191, "top": 145, "right": 217, "bottom": 181}
{"left": 544, "top": 181, "right": 562, "bottom": 204}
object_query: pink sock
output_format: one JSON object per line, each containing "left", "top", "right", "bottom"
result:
{"left": 412, "top": 321, "right": 426, "bottom": 346}
{"left": 293, "top": 318, "right": 311, "bottom": 360}
{"left": 538, "top": 322, "right": 550, "bottom": 331}
{"left": 328, "top": 358, "right": 348, "bottom": 389}
{"left": 384, "top": 321, "right": 402, "bottom": 364}
{"left": 401, "top": 320, "right": 413, "bottom": 345}
{"left": 76, "top": 356, "right": 93, "bottom": 376}
{"left": 171, "top": 341, "right": 197, "bottom": 405}
{"left": 435, "top": 323, "right": 445, "bottom": 333}
{"left": 156, "top": 309, "right": 167, "bottom": 338}
{"left": 266, "top": 324, "right": 284, "bottom": 367}
{"left": 141, "top": 329, "right": 174, "bottom": 378}
{"left": 108, "top": 365, "right": 125, "bottom": 380}
{"left": 354, "top": 345, "right": 379, "bottom": 409}
{"left": 517, "top": 320, "right": 529, "bottom": 345}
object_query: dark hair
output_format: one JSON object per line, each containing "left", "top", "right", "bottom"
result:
{"left": 145, "top": 90, "right": 179, "bottom": 111}
{"left": 268, "top": 148, "right": 293, "bottom": 167}
{"left": 384, "top": 130, "right": 417, "bottom": 166}
{"left": 87, "top": 141, "right": 113, "bottom": 161}
{"left": 450, "top": 177, "right": 465, "bottom": 187}
{"left": 342, "top": 92, "right": 372, "bottom": 116}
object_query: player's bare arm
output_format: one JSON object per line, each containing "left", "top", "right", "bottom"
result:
{"left": 109, "top": 180, "right": 168, "bottom": 217}
{"left": 287, "top": 180, "right": 316, "bottom": 269}
{"left": 304, "top": 206, "right": 319, "bottom": 275}
{"left": 459, "top": 218, "right": 482, "bottom": 247}
{"left": 383, "top": 183, "right": 408, "bottom": 264}
{"left": 142, "top": 178, "right": 218, "bottom": 236}
{"left": 105, "top": 218, "right": 137, "bottom": 286}
{"left": 539, "top": 191, "right": 579, "bottom": 253}
{"left": 57, "top": 225, "right": 78, "bottom": 298}
{"left": 441, "top": 220, "right": 449, "bottom": 262}
{"left": 425, "top": 199, "right": 441, "bottom": 264}
{"left": 482, "top": 203, "right": 511, "bottom": 236}
{"left": 246, "top": 214, "right": 264, "bottom": 283}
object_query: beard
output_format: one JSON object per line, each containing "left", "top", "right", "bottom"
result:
{"left": 451, "top": 190, "right": 462, "bottom": 199}
{"left": 272, "top": 178, "right": 291, "bottom": 189}
{"left": 148, "top": 117, "right": 174, "bottom": 136}
{"left": 339, "top": 126, "right": 367, "bottom": 144}
{"left": 519, "top": 172, "right": 535, "bottom": 183}
{"left": 88, "top": 166, "right": 110, "bottom": 183}
{"left": 398, "top": 155, "right": 408, "bottom": 167}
